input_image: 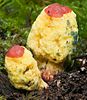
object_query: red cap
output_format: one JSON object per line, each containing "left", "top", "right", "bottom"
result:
{"left": 6, "top": 45, "right": 24, "bottom": 58}
{"left": 45, "top": 3, "right": 72, "bottom": 18}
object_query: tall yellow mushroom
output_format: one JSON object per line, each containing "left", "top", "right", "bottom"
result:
{"left": 27, "top": 3, "right": 78, "bottom": 80}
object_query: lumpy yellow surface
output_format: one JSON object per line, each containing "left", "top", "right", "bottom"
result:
{"left": 5, "top": 47, "right": 47, "bottom": 90}
{"left": 27, "top": 9, "right": 78, "bottom": 63}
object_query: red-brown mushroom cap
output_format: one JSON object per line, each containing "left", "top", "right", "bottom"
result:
{"left": 45, "top": 3, "right": 72, "bottom": 18}
{"left": 6, "top": 45, "right": 24, "bottom": 58}
{"left": 41, "top": 69, "right": 54, "bottom": 82}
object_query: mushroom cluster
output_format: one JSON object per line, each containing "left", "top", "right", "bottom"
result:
{"left": 5, "top": 3, "right": 78, "bottom": 90}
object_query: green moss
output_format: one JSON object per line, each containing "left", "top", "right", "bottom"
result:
{"left": 0, "top": 95, "right": 6, "bottom": 100}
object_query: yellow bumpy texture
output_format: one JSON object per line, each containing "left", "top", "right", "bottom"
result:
{"left": 27, "top": 9, "right": 78, "bottom": 63}
{"left": 5, "top": 47, "right": 47, "bottom": 90}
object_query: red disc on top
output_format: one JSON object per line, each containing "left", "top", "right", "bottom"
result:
{"left": 6, "top": 45, "right": 24, "bottom": 58}
{"left": 45, "top": 3, "right": 72, "bottom": 18}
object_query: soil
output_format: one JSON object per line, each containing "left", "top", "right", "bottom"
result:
{"left": 0, "top": 56, "right": 87, "bottom": 100}
{"left": 40, "top": 68, "right": 87, "bottom": 100}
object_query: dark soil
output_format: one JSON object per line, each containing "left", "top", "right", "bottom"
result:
{"left": 0, "top": 67, "right": 87, "bottom": 100}
{"left": 0, "top": 72, "right": 25, "bottom": 100}
{"left": 0, "top": 56, "right": 87, "bottom": 100}
{"left": 40, "top": 67, "right": 87, "bottom": 100}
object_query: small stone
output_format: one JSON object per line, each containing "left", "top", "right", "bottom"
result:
{"left": 57, "top": 80, "right": 61, "bottom": 87}
{"left": 80, "top": 67, "right": 86, "bottom": 71}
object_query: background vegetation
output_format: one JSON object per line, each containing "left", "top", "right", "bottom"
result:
{"left": 0, "top": 0, "right": 87, "bottom": 72}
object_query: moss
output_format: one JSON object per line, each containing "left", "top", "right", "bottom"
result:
{"left": 0, "top": 96, "right": 6, "bottom": 100}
